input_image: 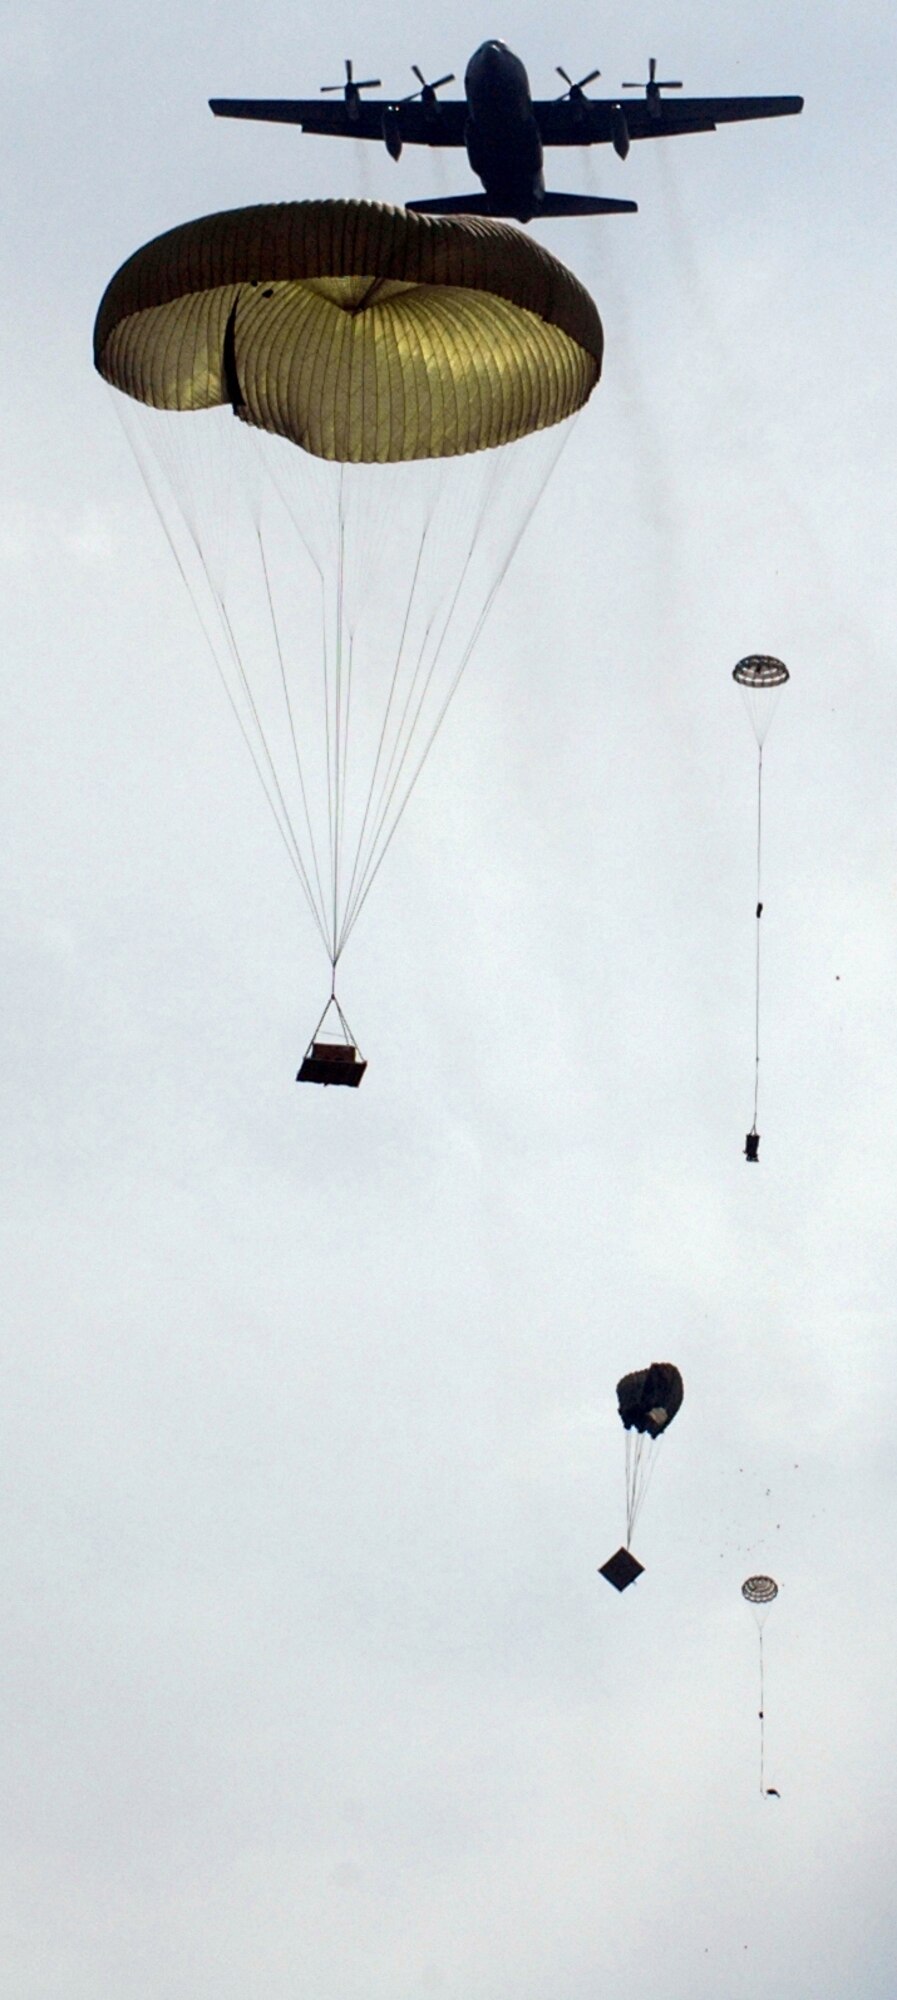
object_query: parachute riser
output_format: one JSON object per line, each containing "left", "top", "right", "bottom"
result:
{"left": 296, "top": 984, "right": 367, "bottom": 1086}
{"left": 753, "top": 744, "right": 763, "bottom": 1132}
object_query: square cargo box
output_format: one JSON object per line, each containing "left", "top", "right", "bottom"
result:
{"left": 599, "top": 1546, "right": 645, "bottom": 1592}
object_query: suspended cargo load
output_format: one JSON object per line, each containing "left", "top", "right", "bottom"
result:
{"left": 95, "top": 201, "right": 603, "bottom": 1080}
{"left": 296, "top": 994, "right": 367, "bottom": 1086}
{"left": 600, "top": 1362, "right": 684, "bottom": 1590}
{"left": 297, "top": 1044, "right": 367, "bottom": 1087}
{"left": 598, "top": 1546, "right": 644, "bottom": 1593}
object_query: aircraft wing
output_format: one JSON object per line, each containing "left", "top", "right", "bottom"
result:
{"left": 533, "top": 94, "right": 803, "bottom": 147}
{"left": 209, "top": 97, "right": 469, "bottom": 147}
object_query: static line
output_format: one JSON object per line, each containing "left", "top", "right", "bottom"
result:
{"left": 754, "top": 744, "right": 763, "bottom": 1132}
{"left": 758, "top": 1623, "right": 767, "bottom": 1796}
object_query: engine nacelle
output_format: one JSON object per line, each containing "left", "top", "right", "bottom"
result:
{"left": 611, "top": 104, "right": 630, "bottom": 159}
{"left": 382, "top": 107, "right": 402, "bottom": 161}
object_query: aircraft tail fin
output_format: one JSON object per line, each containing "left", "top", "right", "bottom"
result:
{"left": 407, "top": 191, "right": 637, "bottom": 219}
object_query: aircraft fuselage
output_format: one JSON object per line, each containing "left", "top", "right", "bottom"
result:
{"left": 464, "top": 41, "right": 545, "bottom": 219}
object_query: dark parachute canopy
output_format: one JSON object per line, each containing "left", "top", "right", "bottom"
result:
{"left": 600, "top": 1363, "right": 684, "bottom": 1584}
{"left": 94, "top": 203, "right": 603, "bottom": 1067}
{"left": 616, "top": 1362, "right": 684, "bottom": 1439}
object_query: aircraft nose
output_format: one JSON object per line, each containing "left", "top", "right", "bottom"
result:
{"left": 466, "top": 38, "right": 509, "bottom": 84}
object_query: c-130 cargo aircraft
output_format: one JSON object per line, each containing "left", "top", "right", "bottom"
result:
{"left": 210, "top": 37, "right": 803, "bottom": 224}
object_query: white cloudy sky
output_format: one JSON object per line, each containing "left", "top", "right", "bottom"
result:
{"left": 4, "top": 1, "right": 897, "bottom": 1995}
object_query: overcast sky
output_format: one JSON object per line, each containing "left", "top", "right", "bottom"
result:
{"left": 4, "top": 2, "right": 897, "bottom": 1995}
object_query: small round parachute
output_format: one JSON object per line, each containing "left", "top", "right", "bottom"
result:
{"left": 94, "top": 200, "right": 603, "bottom": 461}
{"left": 733, "top": 656, "right": 790, "bottom": 690}
{"left": 742, "top": 1574, "right": 778, "bottom": 1605}
{"left": 616, "top": 1362, "right": 684, "bottom": 1439}
{"left": 733, "top": 653, "right": 789, "bottom": 751}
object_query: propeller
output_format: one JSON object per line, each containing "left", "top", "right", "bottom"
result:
{"left": 555, "top": 65, "right": 601, "bottom": 102}
{"left": 402, "top": 64, "right": 455, "bottom": 107}
{"left": 622, "top": 57, "right": 682, "bottom": 103}
{"left": 321, "top": 59, "right": 381, "bottom": 120}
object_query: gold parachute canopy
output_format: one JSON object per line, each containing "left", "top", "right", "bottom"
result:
{"left": 94, "top": 199, "right": 604, "bottom": 463}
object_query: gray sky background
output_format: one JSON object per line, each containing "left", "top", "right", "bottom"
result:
{"left": 4, "top": 1, "right": 897, "bottom": 1995}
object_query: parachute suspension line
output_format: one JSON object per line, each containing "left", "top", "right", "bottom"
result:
{"left": 330, "top": 483, "right": 348, "bottom": 961}
{"left": 624, "top": 1432, "right": 646, "bottom": 1546}
{"left": 323, "top": 470, "right": 361, "bottom": 971}
{"left": 758, "top": 1624, "right": 767, "bottom": 1798}
{"left": 212, "top": 588, "right": 332, "bottom": 954}
{"left": 113, "top": 392, "right": 221, "bottom": 623}
{"left": 415, "top": 414, "right": 578, "bottom": 771}
{"left": 212, "top": 589, "right": 305, "bottom": 872}
{"left": 633, "top": 1428, "right": 663, "bottom": 1533}
{"left": 338, "top": 423, "right": 572, "bottom": 955}
{"left": 305, "top": 982, "right": 360, "bottom": 1052}
{"left": 342, "top": 434, "right": 560, "bottom": 948}
{"left": 624, "top": 1430, "right": 664, "bottom": 1546}
{"left": 733, "top": 656, "right": 789, "bottom": 1146}
{"left": 624, "top": 1431, "right": 636, "bottom": 1546}
{"left": 257, "top": 429, "right": 346, "bottom": 954}
{"left": 116, "top": 398, "right": 329, "bottom": 952}
{"left": 330, "top": 488, "right": 342, "bottom": 956}
{"left": 335, "top": 511, "right": 437, "bottom": 956}
{"left": 256, "top": 529, "right": 329, "bottom": 938}
{"left": 333, "top": 490, "right": 361, "bottom": 969}
{"left": 339, "top": 544, "right": 440, "bottom": 949}
{"left": 319, "top": 482, "right": 337, "bottom": 959}
{"left": 333, "top": 626, "right": 356, "bottom": 963}
{"left": 742, "top": 1576, "right": 777, "bottom": 1796}
{"left": 753, "top": 744, "right": 763, "bottom": 1134}
{"left": 337, "top": 500, "right": 476, "bottom": 954}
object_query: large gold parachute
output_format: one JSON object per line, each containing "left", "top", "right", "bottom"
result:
{"left": 95, "top": 202, "right": 603, "bottom": 1078}
{"left": 94, "top": 200, "right": 603, "bottom": 459}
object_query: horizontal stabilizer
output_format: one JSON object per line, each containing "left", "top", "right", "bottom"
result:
{"left": 406, "top": 194, "right": 499, "bottom": 215}
{"left": 536, "top": 191, "right": 637, "bottom": 216}
{"left": 407, "top": 190, "right": 637, "bottom": 219}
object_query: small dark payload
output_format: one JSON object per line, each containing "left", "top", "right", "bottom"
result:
{"left": 297, "top": 992, "right": 367, "bottom": 1087}
{"left": 744, "top": 1130, "right": 760, "bottom": 1162}
{"left": 599, "top": 1546, "right": 645, "bottom": 1592}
